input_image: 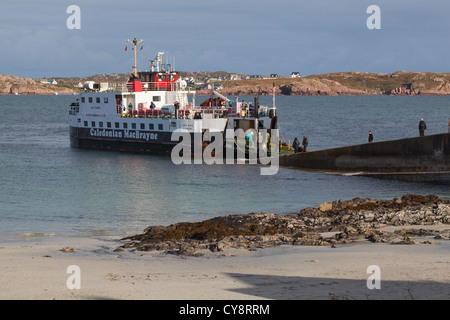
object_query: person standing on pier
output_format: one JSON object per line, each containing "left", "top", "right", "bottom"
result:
{"left": 302, "top": 136, "right": 309, "bottom": 152}
{"left": 368, "top": 131, "right": 374, "bottom": 143}
{"left": 292, "top": 137, "right": 300, "bottom": 153}
{"left": 419, "top": 118, "right": 427, "bottom": 137}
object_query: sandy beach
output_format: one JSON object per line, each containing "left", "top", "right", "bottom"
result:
{"left": 1, "top": 232, "right": 449, "bottom": 300}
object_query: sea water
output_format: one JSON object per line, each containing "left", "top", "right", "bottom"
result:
{"left": 0, "top": 95, "right": 449, "bottom": 241}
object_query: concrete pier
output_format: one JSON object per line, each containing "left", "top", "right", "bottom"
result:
{"left": 279, "top": 133, "right": 450, "bottom": 183}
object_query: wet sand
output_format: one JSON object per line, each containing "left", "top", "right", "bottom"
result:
{"left": 0, "top": 234, "right": 449, "bottom": 300}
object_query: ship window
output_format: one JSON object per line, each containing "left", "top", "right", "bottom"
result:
{"left": 99, "top": 122, "right": 104, "bottom": 128}
{"left": 96, "top": 97, "right": 100, "bottom": 103}
{"left": 140, "top": 123, "right": 145, "bottom": 130}
{"left": 107, "top": 122, "right": 111, "bottom": 128}
{"left": 115, "top": 122, "right": 120, "bottom": 129}
{"left": 153, "top": 96, "right": 161, "bottom": 102}
{"left": 91, "top": 121, "right": 96, "bottom": 127}
{"left": 123, "top": 123, "right": 128, "bottom": 129}
{"left": 158, "top": 124, "right": 163, "bottom": 130}
{"left": 84, "top": 121, "right": 88, "bottom": 127}
{"left": 104, "top": 97, "right": 109, "bottom": 103}
{"left": 81, "top": 97, "right": 85, "bottom": 103}
{"left": 132, "top": 123, "right": 136, "bottom": 129}
{"left": 149, "top": 124, "right": 154, "bottom": 130}
{"left": 89, "top": 97, "right": 93, "bottom": 103}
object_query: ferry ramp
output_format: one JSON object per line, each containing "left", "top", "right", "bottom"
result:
{"left": 279, "top": 133, "right": 450, "bottom": 183}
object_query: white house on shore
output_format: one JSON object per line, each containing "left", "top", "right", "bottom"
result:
{"left": 291, "top": 72, "right": 301, "bottom": 78}
{"left": 40, "top": 79, "right": 58, "bottom": 85}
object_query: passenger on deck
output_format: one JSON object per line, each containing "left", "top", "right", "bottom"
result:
{"left": 174, "top": 101, "right": 180, "bottom": 119}
{"left": 194, "top": 112, "right": 202, "bottom": 119}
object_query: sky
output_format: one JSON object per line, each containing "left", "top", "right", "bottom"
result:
{"left": 1, "top": 0, "right": 449, "bottom": 78}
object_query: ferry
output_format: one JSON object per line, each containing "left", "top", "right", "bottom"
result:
{"left": 69, "top": 38, "right": 284, "bottom": 159}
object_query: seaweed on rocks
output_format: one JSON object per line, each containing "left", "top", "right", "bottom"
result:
{"left": 119, "top": 194, "right": 450, "bottom": 256}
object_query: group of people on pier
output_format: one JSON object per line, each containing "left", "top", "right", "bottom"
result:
{"left": 291, "top": 118, "right": 429, "bottom": 154}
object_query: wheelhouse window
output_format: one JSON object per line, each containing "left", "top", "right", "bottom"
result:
{"left": 140, "top": 123, "right": 145, "bottom": 130}
{"left": 158, "top": 124, "right": 163, "bottom": 130}
{"left": 91, "top": 121, "right": 96, "bottom": 127}
{"left": 99, "top": 122, "right": 104, "bottom": 128}
{"left": 115, "top": 122, "right": 120, "bottom": 129}
{"left": 88, "top": 97, "right": 93, "bottom": 103}
{"left": 131, "top": 123, "right": 136, "bottom": 129}
{"left": 96, "top": 97, "right": 100, "bottom": 103}
{"left": 149, "top": 123, "right": 154, "bottom": 130}
{"left": 84, "top": 121, "right": 88, "bottom": 127}
{"left": 104, "top": 97, "right": 109, "bottom": 103}
{"left": 123, "top": 123, "right": 128, "bottom": 129}
{"left": 81, "top": 97, "right": 85, "bottom": 103}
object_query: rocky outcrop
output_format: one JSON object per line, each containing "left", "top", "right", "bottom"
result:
{"left": 119, "top": 194, "right": 450, "bottom": 256}
{"left": 200, "top": 71, "right": 450, "bottom": 96}
{"left": 0, "top": 74, "right": 76, "bottom": 95}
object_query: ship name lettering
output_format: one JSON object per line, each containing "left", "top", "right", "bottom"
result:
{"left": 123, "top": 130, "right": 157, "bottom": 141}
{"left": 89, "top": 128, "right": 157, "bottom": 141}
{"left": 90, "top": 128, "right": 122, "bottom": 139}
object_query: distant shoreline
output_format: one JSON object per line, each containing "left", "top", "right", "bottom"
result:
{"left": 2, "top": 70, "right": 450, "bottom": 96}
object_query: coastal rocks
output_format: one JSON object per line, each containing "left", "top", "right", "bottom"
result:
{"left": 119, "top": 194, "right": 450, "bottom": 256}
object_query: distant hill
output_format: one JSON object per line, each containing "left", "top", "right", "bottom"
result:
{"left": 0, "top": 74, "right": 76, "bottom": 95}
{"left": 2, "top": 71, "right": 449, "bottom": 95}
{"left": 53, "top": 73, "right": 129, "bottom": 84}
{"left": 212, "top": 71, "right": 450, "bottom": 96}
{"left": 53, "top": 71, "right": 243, "bottom": 84}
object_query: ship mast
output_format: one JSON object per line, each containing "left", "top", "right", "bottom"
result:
{"left": 127, "top": 38, "right": 143, "bottom": 77}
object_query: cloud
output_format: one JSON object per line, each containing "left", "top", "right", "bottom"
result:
{"left": 1, "top": 0, "right": 449, "bottom": 77}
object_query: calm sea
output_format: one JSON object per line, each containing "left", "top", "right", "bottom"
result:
{"left": 0, "top": 94, "right": 449, "bottom": 242}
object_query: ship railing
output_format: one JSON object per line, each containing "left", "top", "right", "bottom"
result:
{"left": 105, "top": 81, "right": 184, "bottom": 93}
{"left": 121, "top": 107, "right": 228, "bottom": 120}
{"left": 140, "top": 82, "right": 182, "bottom": 92}
{"left": 122, "top": 109, "right": 164, "bottom": 118}
{"left": 121, "top": 106, "right": 274, "bottom": 120}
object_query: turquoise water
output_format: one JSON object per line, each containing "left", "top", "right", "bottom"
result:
{"left": 0, "top": 95, "right": 449, "bottom": 241}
